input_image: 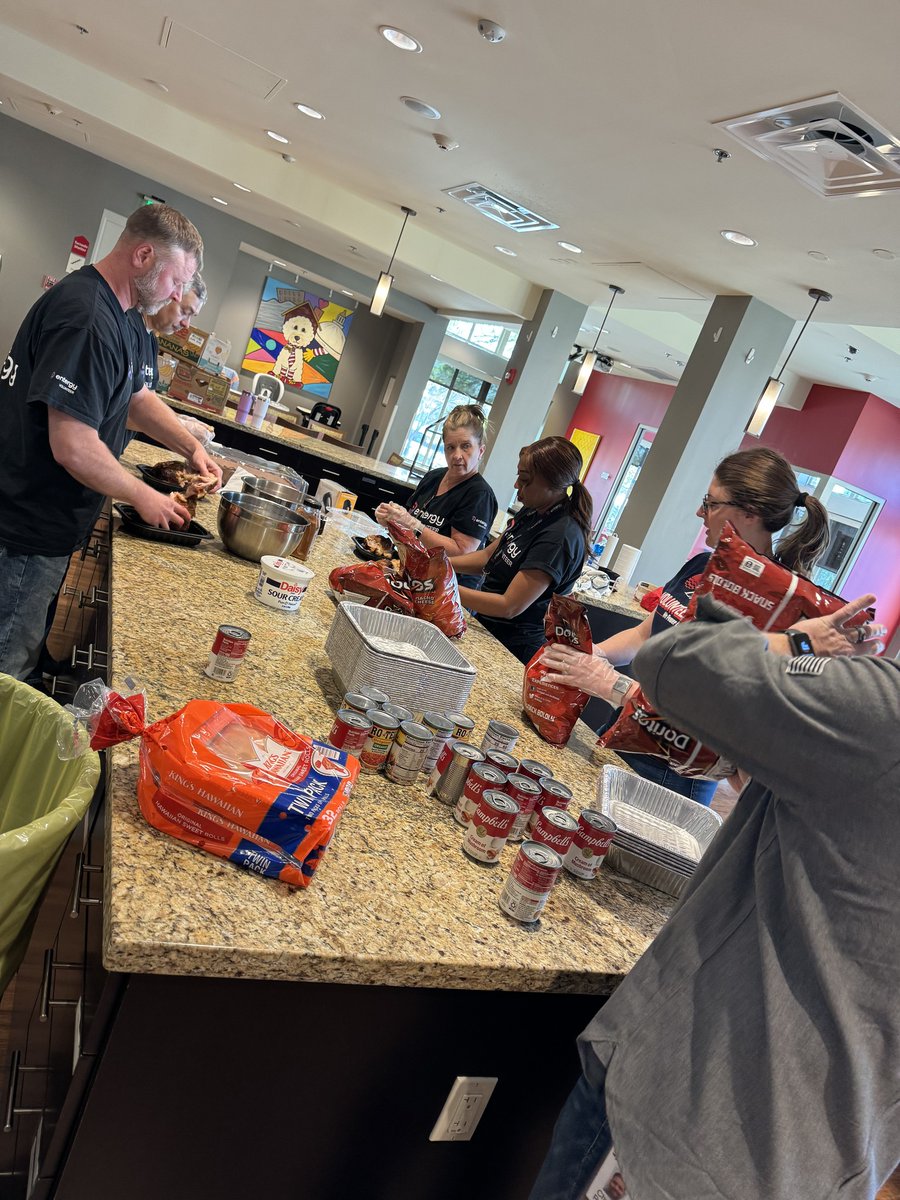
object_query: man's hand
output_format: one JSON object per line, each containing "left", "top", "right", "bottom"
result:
{"left": 185, "top": 444, "right": 223, "bottom": 490}
{"left": 788, "top": 593, "right": 885, "bottom": 658}
{"left": 131, "top": 484, "right": 191, "bottom": 529}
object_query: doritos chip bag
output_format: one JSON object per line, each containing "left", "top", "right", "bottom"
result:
{"left": 522, "top": 595, "right": 593, "bottom": 745}
{"left": 62, "top": 681, "right": 358, "bottom": 888}
{"left": 329, "top": 561, "right": 415, "bottom": 615}
{"left": 599, "top": 523, "right": 871, "bottom": 778}
{"left": 389, "top": 521, "right": 467, "bottom": 639}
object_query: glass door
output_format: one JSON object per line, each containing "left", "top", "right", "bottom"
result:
{"left": 594, "top": 425, "right": 656, "bottom": 538}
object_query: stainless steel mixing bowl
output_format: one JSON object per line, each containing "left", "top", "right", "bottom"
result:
{"left": 240, "top": 474, "right": 307, "bottom": 510}
{"left": 217, "top": 491, "right": 309, "bottom": 562}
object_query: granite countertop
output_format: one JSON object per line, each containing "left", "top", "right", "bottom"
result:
{"left": 575, "top": 583, "right": 649, "bottom": 621}
{"left": 166, "top": 396, "right": 414, "bottom": 488}
{"left": 103, "top": 443, "right": 672, "bottom": 992}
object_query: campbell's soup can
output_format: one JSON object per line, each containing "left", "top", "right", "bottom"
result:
{"left": 499, "top": 842, "right": 563, "bottom": 925}
{"left": 518, "top": 759, "right": 554, "bottom": 784}
{"left": 454, "top": 762, "right": 508, "bottom": 827}
{"left": 359, "top": 710, "right": 400, "bottom": 772}
{"left": 446, "top": 712, "right": 476, "bottom": 741}
{"left": 485, "top": 749, "right": 519, "bottom": 775}
{"left": 505, "top": 774, "right": 544, "bottom": 842}
{"left": 462, "top": 791, "right": 519, "bottom": 866}
{"left": 480, "top": 719, "right": 520, "bottom": 756}
{"left": 527, "top": 778, "right": 574, "bottom": 836}
{"left": 420, "top": 711, "right": 456, "bottom": 775}
{"left": 358, "top": 686, "right": 389, "bottom": 707}
{"left": 327, "top": 709, "right": 372, "bottom": 753}
{"left": 385, "top": 721, "right": 433, "bottom": 784}
{"left": 530, "top": 806, "right": 579, "bottom": 857}
{"left": 343, "top": 692, "right": 374, "bottom": 714}
{"left": 382, "top": 702, "right": 413, "bottom": 725}
{"left": 564, "top": 810, "right": 618, "bottom": 880}
{"left": 205, "top": 625, "right": 251, "bottom": 682}
{"left": 430, "top": 742, "right": 484, "bottom": 805}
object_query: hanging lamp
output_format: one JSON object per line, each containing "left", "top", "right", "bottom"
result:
{"left": 370, "top": 205, "right": 416, "bottom": 317}
{"left": 746, "top": 287, "right": 832, "bottom": 436}
{"left": 573, "top": 284, "right": 625, "bottom": 395}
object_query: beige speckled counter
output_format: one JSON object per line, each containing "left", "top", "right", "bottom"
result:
{"left": 575, "top": 583, "right": 649, "bottom": 622}
{"left": 104, "top": 443, "right": 672, "bottom": 993}
{"left": 165, "top": 395, "right": 413, "bottom": 487}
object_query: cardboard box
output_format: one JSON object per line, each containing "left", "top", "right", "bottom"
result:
{"left": 157, "top": 325, "right": 209, "bottom": 364}
{"left": 167, "top": 363, "right": 230, "bottom": 413}
{"left": 198, "top": 332, "right": 231, "bottom": 372}
{"left": 156, "top": 352, "right": 180, "bottom": 394}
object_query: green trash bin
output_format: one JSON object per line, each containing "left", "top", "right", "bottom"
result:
{"left": 0, "top": 674, "right": 100, "bottom": 997}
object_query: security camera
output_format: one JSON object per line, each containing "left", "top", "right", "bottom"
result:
{"left": 477, "top": 18, "right": 507, "bottom": 42}
{"left": 597, "top": 355, "right": 614, "bottom": 373}
{"left": 847, "top": 345, "right": 858, "bottom": 355}
{"left": 282, "top": 153, "right": 296, "bottom": 163}
{"left": 433, "top": 133, "right": 460, "bottom": 152}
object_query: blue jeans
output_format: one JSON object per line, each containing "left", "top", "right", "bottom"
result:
{"left": 529, "top": 1053, "right": 613, "bottom": 1200}
{"left": 620, "top": 750, "right": 718, "bottom": 806}
{"left": 0, "top": 546, "right": 71, "bottom": 680}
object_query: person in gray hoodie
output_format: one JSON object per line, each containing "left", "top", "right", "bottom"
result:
{"left": 530, "top": 590, "right": 898, "bottom": 1200}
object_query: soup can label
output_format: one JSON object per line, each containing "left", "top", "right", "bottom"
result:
{"left": 505, "top": 774, "right": 544, "bottom": 842}
{"left": 564, "top": 810, "right": 618, "bottom": 879}
{"left": 462, "top": 791, "right": 518, "bottom": 865}
{"left": 359, "top": 711, "right": 401, "bottom": 772}
{"left": 499, "top": 842, "right": 562, "bottom": 925}
{"left": 454, "top": 762, "right": 508, "bottom": 827}
{"left": 480, "top": 719, "right": 520, "bottom": 756}
{"left": 327, "top": 709, "right": 372, "bottom": 753}
{"left": 446, "top": 712, "right": 476, "bottom": 741}
{"left": 420, "top": 712, "right": 456, "bottom": 776}
{"left": 385, "top": 721, "right": 433, "bottom": 784}
{"left": 529, "top": 806, "right": 579, "bottom": 857}
{"left": 205, "top": 625, "right": 251, "bottom": 682}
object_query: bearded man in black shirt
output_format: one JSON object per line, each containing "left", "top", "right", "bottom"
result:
{"left": 0, "top": 204, "right": 221, "bottom": 680}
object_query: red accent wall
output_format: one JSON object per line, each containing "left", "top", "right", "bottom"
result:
{"left": 738, "top": 384, "right": 867, "bottom": 472}
{"left": 565, "top": 374, "right": 674, "bottom": 518}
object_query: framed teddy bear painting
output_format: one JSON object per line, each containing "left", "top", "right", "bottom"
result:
{"left": 242, "top": 276, "right": 355, "bottom": 400}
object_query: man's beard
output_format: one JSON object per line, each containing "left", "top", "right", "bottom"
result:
{"left": 135, "top": 260, "right": 167, "bottom": 315}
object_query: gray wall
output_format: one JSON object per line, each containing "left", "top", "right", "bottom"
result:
{"left": 0, "top": 112, "right": 442, "bottom": 446}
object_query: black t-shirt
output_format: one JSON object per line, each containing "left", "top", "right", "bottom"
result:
{"left": 407, "top": 468, "right": 498, "bottom": 588}
{"left": 0, "top": 266, "right": 137, "bottom": 555}
{"left": 128, "top": 309, "right": 159, "bottom": 393}
{"left": 476, "top": 501, "right": 587, "bottom": 660}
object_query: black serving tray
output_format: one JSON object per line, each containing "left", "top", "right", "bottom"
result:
{"left": 135, "top": 463, "right": 184, "bottom": 493}
{"left": 114, "top": 503, "right": 213, "bottom": 547}
{"left": 352, "top": 534, "right": 395, "bottom": 562}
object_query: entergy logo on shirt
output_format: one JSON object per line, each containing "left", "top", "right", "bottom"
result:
{"left": 53, "top": 373, "right": 78, "bottom": 395}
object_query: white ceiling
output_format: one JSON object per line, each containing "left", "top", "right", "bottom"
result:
{"left": 2, "top": 0, "right": 900, "bottom": 403}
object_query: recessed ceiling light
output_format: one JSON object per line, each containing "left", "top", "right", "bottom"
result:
{"left": 212, "top": 196, "right": 228, "bottom": 206}
{"left": 400, "top": 96, "right": 441, "bottom": 120}
{"left": 720, "top": 229, "right": 757, "bottom": 247}
{"left": 429, "top": 274, "right": 443, "bottom": 281}
{"left": 807, "top": 250, "right": 829, "bottom": 261}
{"left": 872, "top": 248, "right": 897, "bottom": 260}
{"left": 495, "top": 245, "right": 517, "bottom": 256}
{"left": 379, "top": 26, "right": 423, "bottom": 52}
{"left": 146, "top": 79, "right": 169, "bottom": 92}
{"left": 295, "top": 103, "right": 325, "bottom": 120}
{"left": 233, "top": 182, "right": 251, "bottom": 193}
{"left": 266, "top": 130, "right": 290, "bottom": 143}
{"left": 557, "top": 240, "right": 582, "bottom": 254}
{"left": 272, "top": 259, "right": 287, "bottom": 268}
{"left": 618, "top": 363, "right": 632, "bottom": 369}
{"left": 340, "top": 289, "right": 354, "bottom": 296}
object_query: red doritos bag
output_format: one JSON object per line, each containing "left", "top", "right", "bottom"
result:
{"left": 599, "top": 523, "right": 870, "bottom": 778}
{"left": 522, "top": 595, "right": 593, "bottom": 745}
{"left": 389, "top": 521, "right": 467, "bottom": 639}
{"left": 328, "top": 561, "right": 415, "bottom": 616}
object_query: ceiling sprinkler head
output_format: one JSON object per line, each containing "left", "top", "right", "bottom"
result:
{"left": 713, "top": 148, "right": 731, "bottom": 163}
{"left": 477, "top": 18, "right": 507, "bottom": 42}
{"left": 281, "top": 153, "right": 296, "bottom": 163}
{"left": 434, "top": 133, "right": 459, "bottom": 152}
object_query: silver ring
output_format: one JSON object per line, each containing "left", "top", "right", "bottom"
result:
{"left": 856, "top": 625, "right": 868, "bottom": 644}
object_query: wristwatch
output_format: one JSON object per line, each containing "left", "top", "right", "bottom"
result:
{"left": 785, "top": 629, "right": 814, "bottom": 656}
{"left": 610, "top": 674, "right": 634, "bottom": 706}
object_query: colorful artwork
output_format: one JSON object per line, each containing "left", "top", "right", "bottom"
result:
{"left": 569, "top": 428, "right": 601, "bottom": 482}
{"left": 242, "top": 278, "right": 354, "bottom": 400}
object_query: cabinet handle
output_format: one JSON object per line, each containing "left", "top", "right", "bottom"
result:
{"left": 39, "top": 950, "right": 81, "bottom": 1023}
{"left": 319, "top": 468, "right": 341, "bottom": 479}
{"left": 69, "top": 644, "right": 109, "bottom": 673}
{"left": 377, "top": 486, "right": 403, "bottom": 496}
{"left": 70, "top": 853, "right": 103, "bottom": 919}
{"left": 78, "top": 586, "right": 109, "bottom": 609}
{"left": 3, "top": 1052, "right": 46, "bottom": 1134}
{"left": 254, "top": 446, "right": 279, "bottom": 459}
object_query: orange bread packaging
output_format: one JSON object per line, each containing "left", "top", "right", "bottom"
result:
{"left": 599, "top": 523, "right": 870, "bottom": 778}
{"left": 66, "top": 682, "right": 358, "bottom": 888}
{"left": 522, "top": 594, "right": 593, "bottom": 745}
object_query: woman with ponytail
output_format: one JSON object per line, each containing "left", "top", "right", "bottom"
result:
{"left": 542, "top": 446, "right": 833, "bottom": 806}
{"left": 450, "top": 436, "right": 593, "bottom": 663}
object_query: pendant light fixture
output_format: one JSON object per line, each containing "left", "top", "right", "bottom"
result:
{"left": 573, "top": 284, "right": 624, "bottom": 395}
{"left": 370, "top": 205, "right": 416, "bottom": 317}
{"left": 746, "top": 287, "right": 832, "bottom": 436}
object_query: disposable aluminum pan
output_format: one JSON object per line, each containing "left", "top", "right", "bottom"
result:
{"left": 325, "top": 602, "right": 476, "bottom": 717}
{"left": 597, "top": 764, "right": 722, "bottom": 897}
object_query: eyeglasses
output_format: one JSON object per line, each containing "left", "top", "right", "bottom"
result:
{"left": 700, "top": 494, "right": 736, "bottom": 514}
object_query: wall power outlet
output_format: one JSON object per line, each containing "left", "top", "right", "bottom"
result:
{"left": 428, "top": 1076, "right": 498, "bottom": 1142}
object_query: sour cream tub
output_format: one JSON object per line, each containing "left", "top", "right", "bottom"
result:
{"left": 253, "top": 556, "right": 314, "bottom": 612}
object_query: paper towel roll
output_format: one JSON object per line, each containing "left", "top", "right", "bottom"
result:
{"left": 612, "top": 543, "right": 641, "bottom": 585}
{"left": 597, "top": 534, "right": 619, "bottom": 568}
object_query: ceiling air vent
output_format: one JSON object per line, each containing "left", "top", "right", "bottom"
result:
{"left": 715, "top": 93, "right": 900, "bottom": 198}
{"left": 443, "top": 183, "right": 559, "bottom": 232}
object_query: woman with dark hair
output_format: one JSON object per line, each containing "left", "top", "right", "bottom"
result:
{"left": 542, "top": 446, "right": 838, "bottom": 805}
{"left": 450, "top": 436, "right": 593, "bottom": 663}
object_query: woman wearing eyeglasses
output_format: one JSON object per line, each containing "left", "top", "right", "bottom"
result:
{"left": 541, "top": 447, "right": 831, "bottom": 805}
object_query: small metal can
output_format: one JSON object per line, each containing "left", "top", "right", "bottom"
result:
{"left": 454, "top": 762, "right": 508, "bottom": 827}
{"left": 205, "top": 625, "right": 251, "bottom": 682}
{"left": 419, "top": 711, "right": 457, "bottom": 776}
{"left": 430, "top": 742, "right": 484, "bottom": 805}
{"left": 564, "top": 810, "right": 618, "bottom": 880}
{"left": 505, "top": 774, "right": 544, "bottom": 842}
{"left": 327, "top": 708, "right": 372, "bottom": 753}
{"left": 343, "top": 692, "right": 374, "bottom": 714}
{"left": 358, "top": 686, "right": 390, "bottom": 707}
{"left": 446, "top": 712, "right": 476, "bottom": 741}
{"left": 485, "top": 749, "right": 519, "bottom": 775}
{"left": 462, "top": 790, "right": 519, "bottom": 866}
{"left": 518, "top": 759, "right": 554, "bottom": 784}
{"left": 527, "top": 778, "right": 574, "bottom": 836}
{"left": 385, "top": 720, "right": 433, "bottom": 784}
{"left": 359, "top": 710, "right": 401, "bottom": 772}
{"left": 530, "top": 806, "right": 579, "bottom": 857}
{"left": 480, "top": 719, "right": 520, "bottom": 756}
{"left": 499, "top": 841, "right": 563, "bottom": 925}
{"left": 382, "top": 702, "right": 413, "bottom": 725}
